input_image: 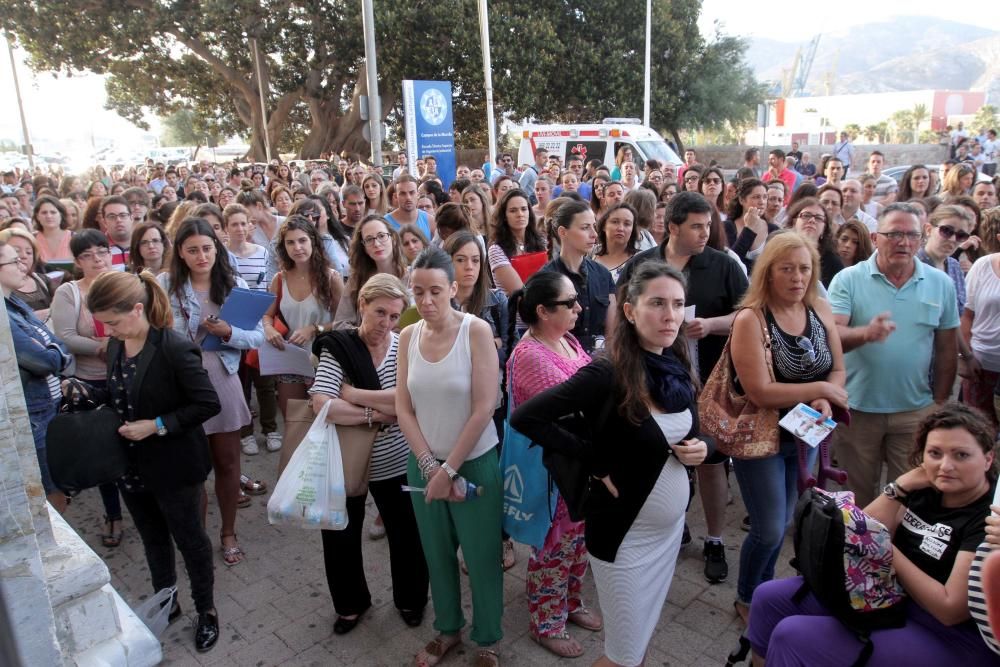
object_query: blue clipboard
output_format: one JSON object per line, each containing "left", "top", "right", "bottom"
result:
{"left": 202, "top": 288, "right": 275, "bottom": 350}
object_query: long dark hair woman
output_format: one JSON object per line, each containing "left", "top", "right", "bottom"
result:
{"left": 159, "top": 218, "right": 265, "bottom": 567}
{"left": 594, "top": 202, "right": 639, "bottom": 282}
{"left": 87, "top": 270, "right": 222, "bottom": 652}
{"left": 488, "top": 188, "right": 547, "bottom": 295}
{"left": 726, "top": 178, "right": 777, "bottom": 272}
{"left": 511, "top": 261, "right": 710, "bottom": 666}
{"left": 897, "top": 165, "right": 933, "bottom": 202}
{"left": 333, "top": 215, "right": 405, "bottom": 328}
{"left": 784, "top": 196, "right": 845, "bottom": 287}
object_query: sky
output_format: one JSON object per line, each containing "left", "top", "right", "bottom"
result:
{"left": 2, "top": 4, "right": 999, "bottom": 156}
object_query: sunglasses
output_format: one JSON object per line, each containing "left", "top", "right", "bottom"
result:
{"left": 547, "top": 295, "right": 578, "bottom": 309}
{"left": 935, "top": 224, "right": 970, "bottom": 243}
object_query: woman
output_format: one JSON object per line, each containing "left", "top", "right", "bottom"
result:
{"left": 159, "top": 218, "right": 265, "bottom": 567}
{"left": 236, "top": 186, "right": 278, "bottom": 248}
{"left": 748, "top": 403, "right": 998, "bottom": 665}
{"left": 446, "top": 230, "right": 510, "bottom": 365}
{"left": 5, "top": 228, "right": 54, "bottom": 320}
{"left": 897, "top": 165, "right": 933, "bottom": 202}
{"left": 506, "top": 272, "right": 600, "bottom": 658}
{"left": 645, "top": 168, "right": 664, "bottom": 192}
{"left": 610, "top": 145, "right": 633, "bottom": 181}
{"left": 595, "top": 202, "right": 639, "bottom": 282}
{"left": 493, "top": 175, "right": 517, "bottom": 202}
{"left": 333, "top": 216, "right": 405, "bottom": 328}
{"left": 271, "top": 185, "right": 294, "bottom": 218}
{"left": 263, "top": 216, "right": 343, "bottom": 417}
{"left": 785, "top": 197, "right": 845, "bottom": 287}
{"left": 943, "top": 163, "right": 978, "bottom": 198}
{"left": 835, "top": 219, "right": 874, "bottom": 268}
{"left": 224, "top": 204, "right": 269, "bottom": 292}
{"left": 51, "top": 229, "right": 126, "bottom": 547}
{"left": 660, "top": 181, "right": 679, "bottom": 206}
{"left": 487, "top": 188, "right": 547, "bottom": 295}
{"left": 727, "top": 232, "right": 847, "bottom": 622}
{"left": 817, "top": 183, "right": 845, "bottom": 229}
{"left": 699, "top": 166, "right": 726, "bottom": 217}
{"left": 623, "top": 188, "right": 657, "bottom": 251}
{"left": 860, "top": 173, "right": 885, "bottom": 217}
{"left": 32, "top": 195, "right": 73, "bottom": 267}
{"left": 399, "top": 223, "right": 429, "bottom": 265}
{"left": 433, "top": 202, "right": 474, "bottom": 245}
{"left": 87, "top": 270, "right": 222, "bottom": 652}
{"left": 60, "top": 197, "right": 83, "bottom": 231}
{"left": 511, "top": 261, "right": 710, "bottom": 667}
{"left": 534, "top": 175, "right": 555, "bottom": 220}
{"left": 462, "top": 184, "right": 492, "bottom": 238}
{"left": 726, "top": 178, "right": 776, "bottom": 272}
{"left": 1, "top": 237, "right": 71, "bottom": 513}
{"left": 961, "top": 246, "right": 1000, "bottom": 427}
{"left": 652, "top": 202, "right": 667, "bottom": 246}
{"left": 300, "top": 195, "right": 352, "bottom": 278}
{"left": 310, "top": 274, "right": 429, "bottom": 634}
{"left": 362, "top": 173, "right": 388, "bottom": 216}
{"left": 128, "top": 221, "right": 170, "bottom": 274}
{"left": 682, "top": 167, "right": 703, "bottom": 192}
{"left": 921, "top": 204, "right": 973, "bottom": 313}
{"left": 396, "top": 247, "right": 503, "bottom": 667}
{"left": 216, "top": 187, "right": 235, "bottom": 210}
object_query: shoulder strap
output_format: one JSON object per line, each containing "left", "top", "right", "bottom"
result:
{"left": 70, "top": 280, "right": 82, "bottom": 320}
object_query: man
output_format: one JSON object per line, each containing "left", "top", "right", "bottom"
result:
{"left": 341, "top": 184, "right": 366, "bottom": 237}
{"left": 309, "top": 169, "right": 329, "bottom": 193}
{"left": 618, "top": 191, "right": 749, "bottom": 584}
{"left": 164, "top": 168, "right": 183, "bottom": 197}
{"left": 950, "top": 122, "right": 969, "bottom": 159}
{"left": 794, "top": 152, "right": 817, "bottom": 178}
{"left": 787, "top": 141, "right": 803, "bottom": 164}
{"left": 829, "top": 203, "right": 958, "bottom": 507}
{"left": 123, "top": 187, "right": 150, "bottom": 226}
{"left": 833, "top": 131, "right": 854, "bottom": 174}
{"left": 391, "top": 151, "right": 408, "bottom": 180}
{"left": 348, "top": 165, "right": 366, "bottom": 187}
{"left": 784, "top": 157, "right": 804, "bottom": 190}
{"left": 602, "top": 181, "right": 625, "bottom": 208}
{"left": 100, "top": 195, "right": 135, "bottom": 270}
{"left": 743, "top": 148, "right": 762, "bottom": 178}
{"left": 518, "top": 146, "right": 548, "bottom": 200}
{"left": 1, "top": 170, "right": 17, "bottom": 194}
{"left": 469, "top": 168, "right": 485, "bottom": 184}
{"left": 490, "top": 153, "right": 515, "bottom": 184}
{"left": 823, "top": 157, "right": 845, "bottom": 187}
{"left": 661, "top": 162, "right": 677, "bottom": 185}
{"left": 421, "top": 155, "right": 437, "bottom": 177}
{"left": 385, "top": 175, "right": 433, "bottom": 239}
{"left": 867, "top": 150, "right": 898, "bottom": 201}
{"left": 147, "top": 164, "right": 167, "bottom": 194}
{"left": 677, "top": 148, "right": 698, "bottom": 182}
{"left": 973, "top": 180, "right": 998, "bottom": 210}
{"left": 982, "top": 129, "right": 998, "bottom": 177}
{"left": 761, "top": 149, "right": 796, "bottom": 206}
{"left": 335, "top": 159, "right": 350, "bottom": 186}
{"left": 840, "top": 180, "right": 878, "bottom": 232}
{"left": 456, "top": 164, "right": 471, "bottom": 180}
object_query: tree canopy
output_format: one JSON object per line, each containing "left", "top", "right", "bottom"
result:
{"left": 2, "top": 1, "right": 763, "bottom": 160}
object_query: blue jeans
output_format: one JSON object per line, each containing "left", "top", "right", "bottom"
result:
{"left": 29, "top": 399, "right": 59, "bottom": 495}
{"left": 733, "top": 439, "right": 817, "bottom": 603}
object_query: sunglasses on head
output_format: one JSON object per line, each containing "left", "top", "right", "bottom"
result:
{"left": 935, "top": 224, "right": 970, "bottom": 242}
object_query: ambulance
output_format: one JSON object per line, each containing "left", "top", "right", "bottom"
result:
{"left": 516, "top": 118, "right": 683, "bottom": 170}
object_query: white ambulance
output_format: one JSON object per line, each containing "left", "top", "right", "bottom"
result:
{"left": 516, "top": 118, "right": 682, "bottom": 171}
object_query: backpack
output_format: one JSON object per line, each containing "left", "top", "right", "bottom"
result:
{"left": 791, "top": 488, "right": 907, "bottom": 666}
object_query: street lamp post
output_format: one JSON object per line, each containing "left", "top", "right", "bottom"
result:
{"left": 5, "top": 33, "right": 35, "bottom": 170}
{"left": 643, "top": 0, "right": 651, "bottom": 127}
{"left": 478, "top": 0, "right": 497, "bottom": 171}
{"left": 361, "top": 0, "right": 383, "bottom": 167}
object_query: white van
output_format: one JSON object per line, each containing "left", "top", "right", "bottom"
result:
{"left": 516, "top": 119, "right": 682, "bottom": 171}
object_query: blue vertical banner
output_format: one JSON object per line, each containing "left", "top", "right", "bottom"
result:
{"left": 402, "top": 80, "right": 456, "bottom": 189}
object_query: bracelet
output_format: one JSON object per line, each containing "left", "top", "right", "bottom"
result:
{"left": 364, "top": 406, "right": 373, "bottom": 428}
{"left": 416, "top": 451, "right": 440, "bottom": 480}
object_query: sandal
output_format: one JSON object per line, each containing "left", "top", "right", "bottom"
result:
{"left": 240, "top": 474, "right": 268, "bottom": 495}
{"left": 567, "top": 606, "right": 603, "bottom": 632}
{"left": 237, "top": 490, "right": 252, "bottom": 508}
{"left": 472, "top": 647, "right": 500, "bottom": 667}
{"left": 101, "top": 516, "right": 123, "bottom": 548}
{"left": 220, "top": 534, "right": 244, "bottom": 566}
{"left": 413, "top": 633, "right": 461, "bottom": 667}
{"left": 531, "top": 632, "right": 582, "bottom": 658}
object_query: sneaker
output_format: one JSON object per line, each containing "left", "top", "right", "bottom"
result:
{"left": 265, "top": 432, "right": 282, "bottom": 452}
{"left": 703, "top": 540, "right": 728, "bottom": 583}
{"left": 240, "top": 435, "right": 259, "bottom": 455}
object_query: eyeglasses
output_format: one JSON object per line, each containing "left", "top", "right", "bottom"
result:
{"left": 796, "top": 212, "right": 827, "bottom": 224}
{"left": 935, "top": 224, "right": 971, "bottom": 243}
{"left": 105, "top": 212, "right": 132, "bottom": 222}
{"left": 362, "top": 232, "right": 391, "bottom": 247}
{"left": 301, "top": 211, "right": 321, "bottom": 221}
{"left": 877, "top": 231, "right": 923, "bottom": 243}
{"left": 77, "top": 248, "right": 112, "bottom": 262}
{"left": 139, "top": 238, "right": 164, "bottom": 247}
{"left": 796, "top": 336, "right": 817, "bottom": 368}
{"left": 547, "top": 295, "right": 578, "bottom": 309}
{"left": 684, "top": 175, "right": 700, "bottom": 182}
{"left": 703, "top": 178, "right": 722, "bottom": 185}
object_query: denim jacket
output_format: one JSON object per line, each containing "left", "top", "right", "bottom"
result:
{"left": 156, "top": 274, "right": 264, "bottom": 375}
{"left": 6, "top": 295, "right": 71, "bottom": 408}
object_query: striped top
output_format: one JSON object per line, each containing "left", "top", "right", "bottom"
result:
{"left": 309, "top": 333, "right": 408, "bottom": 481}
{"left": 230, "top": 244, "right": 270, "bottom": 291}
{"left": 969, "top": 544, "right": 1000, "bottom": 656}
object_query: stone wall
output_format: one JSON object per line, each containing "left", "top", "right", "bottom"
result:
{"left": 687, "top": 144, "right": 951, "bottom": 170}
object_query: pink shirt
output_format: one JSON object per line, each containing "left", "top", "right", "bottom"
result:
{"left": 508, "top": 334, "right": 591, "bottom": 408}
{"left": 35, "top": 230, "right": 73, "bottom": 264}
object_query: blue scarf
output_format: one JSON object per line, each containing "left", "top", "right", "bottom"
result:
{"left": 645, "top": 348, "right": 694, "bottom": 413}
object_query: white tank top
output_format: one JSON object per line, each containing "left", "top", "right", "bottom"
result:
{"left": 280, "top": 274, "right": 333, "bottom": 333}
{"left": 407, "top": 313, "right": 498, "bottom": 460}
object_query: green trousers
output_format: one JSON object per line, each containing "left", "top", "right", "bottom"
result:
{"left": 407, "top": 449, "right": 503, "bottom": 646}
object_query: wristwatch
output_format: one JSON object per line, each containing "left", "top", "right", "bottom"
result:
{"left": 315, "top": 323, "right": 327, "bottom": 335}
{"left": 155, "top": 416, "right": 168, "bottom": 437}
{"left": 882, "top": 480, "right": 909, "bottom": 502}
{"left": 441, "top": 462, "right": 459, "bottom": 480}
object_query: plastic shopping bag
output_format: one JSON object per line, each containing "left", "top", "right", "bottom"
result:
{"left": 267, "top": 401, "right": 349, "bottom": 530}
{"left": 134, "top": 587, "right": 176, "bottom": 638}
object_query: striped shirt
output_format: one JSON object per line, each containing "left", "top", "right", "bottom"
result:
{"left": 308, "top": 333, "right": 408, "bottom": 481}
{"left": 230, "top": 244, "right": 270, "bottom": 291}
{"left": 109, "top": 245, "right": 129, "bottom": 272}
{"left": 968, "top": 543, "right": 1000, "bottom": 656}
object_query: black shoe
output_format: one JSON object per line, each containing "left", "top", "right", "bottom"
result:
{"left": 194, "top": 611, "right": 219, "bottom": 653}
{"left": 333, "top": 607, "right": 369, "bottom": 635}
{"left": 681, "top": 523, "right": 692, "bottom": 546}
{"left": 740, "top": 515, "right": 751, "bottom": 532}
{"left": 168, "top": 601, "right": 182, "bottom": 623}
{"left": 703, "top": 540, "right": 728, "bottom": 583}
{"left": 399, "top": 607, "right": 424, "bottom": 627}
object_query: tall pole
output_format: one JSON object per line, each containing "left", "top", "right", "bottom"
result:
{"left": 478, "top": 0, "right": 497, "bottom": 170}
{"left": 5, "top": 34, "right": 34, "bottom": 170}
{"left": 250, "top": 37, "right": 271, "bottom": 163}
{"left": 643, "top": 0, "right": 651, "bottom": 127}
{"left": 361, "top": 0, "right": 383, "bottom": 167}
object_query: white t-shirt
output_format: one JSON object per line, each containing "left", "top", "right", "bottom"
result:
{"left": 965, "top": 255, "right": 1000, "bottom": 371}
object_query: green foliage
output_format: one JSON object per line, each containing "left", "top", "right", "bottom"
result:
{"left": 844, "top": 124, "right": 861, "bottom": 141}
{"left": 973, "top": 105, "right": 999, "bottom": 132}
{"left": 160, "top": 108, "right": 221, "bottom": 149}
{"left": 863, "top": 123, "right": 889, "bottom": 143}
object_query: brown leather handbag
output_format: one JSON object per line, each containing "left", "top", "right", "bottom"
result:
{"left": 698, "top": 308, "right": 780, "bottom": 459}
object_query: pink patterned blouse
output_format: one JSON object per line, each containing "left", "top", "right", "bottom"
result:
{"left": 508, "top": 333, "right": 591, "bottom": 408}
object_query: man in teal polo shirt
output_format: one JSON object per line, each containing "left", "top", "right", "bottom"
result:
{"left": 829, "top": 203, "right": 959, "bottom": 507}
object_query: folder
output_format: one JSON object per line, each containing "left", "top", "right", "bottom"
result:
{"left": 202, "top": 287, "right": 275, "bottom": 350}
{"left": 509, "top": 250, "right": 548, "bottom": 282}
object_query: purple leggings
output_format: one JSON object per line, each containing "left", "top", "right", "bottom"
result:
{"left": 747, "top": 577, "right": 998, "bottom": 666}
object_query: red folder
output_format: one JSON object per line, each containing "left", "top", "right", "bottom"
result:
{"left": 509, "top": 251, "right": 547, "bottom": 283}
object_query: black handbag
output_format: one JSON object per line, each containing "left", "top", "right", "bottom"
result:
{"left": 46, "top": 381, "right": 127, "bottom": 495}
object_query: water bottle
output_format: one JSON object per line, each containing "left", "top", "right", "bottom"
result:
{"left": 401, "top": 476, "right": 484, "bottom": 502}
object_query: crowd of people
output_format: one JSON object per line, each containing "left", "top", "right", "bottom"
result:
{"left": 3, "top": 136, "right": 1000, "bottom": 666}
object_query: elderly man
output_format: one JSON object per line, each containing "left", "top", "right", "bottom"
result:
{"left": 794, "top": 151, "right": 817, "bottom": 178}
{"left": 829, "top": 203, "right": 959, "bottom": 506}
{"left": 310, "top": 168, "right": 330, "bottom": 193}
{"left": 840, "top": 179, "right": 879, "bottom": 232}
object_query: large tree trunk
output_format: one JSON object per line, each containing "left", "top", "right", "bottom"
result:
{"left": 668, "top": 127, "right": 685, "bottom": 156}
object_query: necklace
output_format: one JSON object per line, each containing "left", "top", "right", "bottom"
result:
{"left": 527, "top": 331, "right": 571, "bottom": 358}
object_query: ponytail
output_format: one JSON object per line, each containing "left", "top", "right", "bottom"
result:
{"left": 138, "top": 270, "right": 173, "bottom": 328}
{"left": 87, "top": 270, "right": 174, "bottom": 329}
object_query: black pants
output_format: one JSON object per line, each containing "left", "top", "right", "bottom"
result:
{"left": 120, "top": 482, "right": 215, "bottom": 614}
{"left": 321, "top": 473, "right": 428, "bottom": 616}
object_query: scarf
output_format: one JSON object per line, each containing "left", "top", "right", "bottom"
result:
{"left": 312, "top": 329, "right": 381, "bottom": 390}
{"left": 644, "top": 348, "right": 694, "bottom": 413}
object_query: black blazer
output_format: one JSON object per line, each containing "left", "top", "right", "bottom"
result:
{"left": 510, "top": 358, "right": 713, "bottom": 562}
{"left": 105, "top": 327, "right": 220, "bottom": 492}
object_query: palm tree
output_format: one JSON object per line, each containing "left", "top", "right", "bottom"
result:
{"left": 911, "top": 104, "right": 929, "bottom": 144}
